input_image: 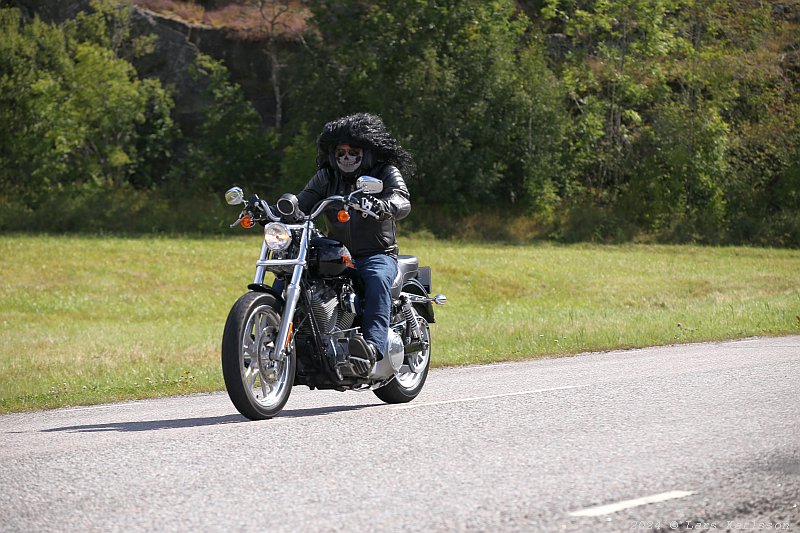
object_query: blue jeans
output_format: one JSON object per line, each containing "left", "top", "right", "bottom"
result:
{"left": 354, "top": 254, "right": 397, "bottom": 359}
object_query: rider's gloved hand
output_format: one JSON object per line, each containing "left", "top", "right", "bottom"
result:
{"left": 372, "top": 199, "right": 392, "bottom": 221}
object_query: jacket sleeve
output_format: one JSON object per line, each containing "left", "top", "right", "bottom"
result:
{"left": 378, "top": 165, "right": 411, "bottom": 221}
{"left": 296, "top": 169, "right": 329, "bottom": 215}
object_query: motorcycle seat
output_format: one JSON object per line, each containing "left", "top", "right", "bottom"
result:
{"left": 392, "top": 255, "right": 419, "bottom": 297}
{"left": 398, "top": 254, "right": 419, "bottom": 276}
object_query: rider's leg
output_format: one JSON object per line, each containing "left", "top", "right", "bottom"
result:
{"left": 353, "top": 253, "right": 398, "bottom": 360}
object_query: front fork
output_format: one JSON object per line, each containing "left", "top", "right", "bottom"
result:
{"left": 253, "top": 222, "right": 311, "bottom": 362}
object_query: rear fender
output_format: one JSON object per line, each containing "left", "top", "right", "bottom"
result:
{"left": 401, "top": 278, "right": 435, "bottom": 323}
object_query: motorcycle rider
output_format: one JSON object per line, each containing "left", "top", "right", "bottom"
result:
{"left": 294, "top": 113, "right": 414, "bottom": 373}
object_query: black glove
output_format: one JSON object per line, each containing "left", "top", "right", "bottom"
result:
{"left": 372, "top": 199, "right": 392, "bottom": 221}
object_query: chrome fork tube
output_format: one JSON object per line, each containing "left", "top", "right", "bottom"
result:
{"left": 253, "top": 241, "right": 269, "bottom": 285}
{"left": 271, "top": 221, "right": 310, "bottom": 361}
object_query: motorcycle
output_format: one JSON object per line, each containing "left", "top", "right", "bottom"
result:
{"left": 221, "top": 176, "right": 446, "bottom": 420}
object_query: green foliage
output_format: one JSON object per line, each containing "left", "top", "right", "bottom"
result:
{"left": 2, "top": 1, "right": 799, "bottom": 246}
{"left": 725, "top": 101, "right": 800, "bottom": 247}
{"left": 0, "top": 4, "right": 273, "bottom": 230}
{"left": 539, "top": 0, "right": 799, "bottom": 244}
{"left": 278, "top": 124, "right": 318, "bottom": 193}
{"left": 627, "top": 101, "right": 729, "bottom": 242}
{"left": 174, "top": 53, "right": 274, "bottom": 193}
{"left": 65, "top": 0, "right": 157, "bottom": 61}
{"left": 294, "top": 0, "right": 568, "bottom": 213}
{"left": 0, "top": 5, "right": 175, "bottom": 201}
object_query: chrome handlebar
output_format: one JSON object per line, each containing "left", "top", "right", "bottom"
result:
{"left": 231, "top": 188, "right": 379, "bottom": 228}
{"left": 308, "top": 192, "right": 380, "bottom": 220}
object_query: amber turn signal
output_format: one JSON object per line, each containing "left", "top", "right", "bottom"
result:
{"left": 241, "top": 215, "right": 255, "bottom": 228}
{"left": 286, "top": 322, "right": 293, "bottom": 349}
{"left": 337, "top": 209, "right": 351, "bottom": 223}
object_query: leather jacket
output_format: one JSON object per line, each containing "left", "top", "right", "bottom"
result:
{"left": 296, "top": 164, "right": 411, "bottom": 258}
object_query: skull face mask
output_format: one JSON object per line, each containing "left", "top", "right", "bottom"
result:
{"left": 335, "top": 144, "right": 363, "bottom": 175}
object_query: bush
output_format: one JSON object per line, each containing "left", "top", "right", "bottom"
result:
{"left": 172, "top": 53, "right": 275, "bottom": 194}
{"left": 0, "top": 6, "right": 175, "bottom": 201}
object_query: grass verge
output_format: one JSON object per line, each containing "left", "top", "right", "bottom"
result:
{"left": 1, "top": 234, "right": 798, "bottom": 413}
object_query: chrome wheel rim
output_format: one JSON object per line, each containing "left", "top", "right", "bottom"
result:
{"left": 397, "top": 315, "right": 430, "bottom": 389}
{"left": 240, "top": 305, "right": 290, "bottom": 409}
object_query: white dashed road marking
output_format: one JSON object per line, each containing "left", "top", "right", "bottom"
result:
{"left": 569, "top": 490, "right": 696, "bottom": 517}
{"left": 393, "top": 384, "right": 589, "bottom": 410}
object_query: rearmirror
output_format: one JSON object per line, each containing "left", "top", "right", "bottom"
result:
{"left": 356, "top": 176, "right": 383, "bottom": 195}
{"left": 225, "top": 187, "right": 245, "bottom": 205}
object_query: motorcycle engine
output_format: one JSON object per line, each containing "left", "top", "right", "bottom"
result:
{"left": 310, "top": 281, "right": 404, "bottom": 383}
{"left": 309, "top": 281, "right": 355, "bottom": 333}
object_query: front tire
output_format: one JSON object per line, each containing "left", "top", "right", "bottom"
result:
{"left": 373, "top": 307, "right": 431, "bottom": 404}
{"left": 222, "top": 292, "right": 295, "bottom": 420}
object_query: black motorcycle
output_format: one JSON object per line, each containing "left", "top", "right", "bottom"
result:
{"left": 221, "top": 177, "right": 446, "bottom": 420}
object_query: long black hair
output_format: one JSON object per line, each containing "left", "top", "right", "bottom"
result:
{"left": 316, "top": 113, "right": 416, "bottom": 178}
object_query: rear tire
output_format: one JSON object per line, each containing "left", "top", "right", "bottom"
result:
{"left": 373, "top": 306, "right": 430, "bottom": 404}
{"left": 222, "top": 292, "right": 295, "bottom": 420}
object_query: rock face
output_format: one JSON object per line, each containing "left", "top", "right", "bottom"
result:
{"left": 195, "top": 0, "right": 236, "bottom": 9}
{"left": 8, "top": 0, "right": 92, "bottom": 21}
{"left": 130, "top": 6, "right": 290, "bottom": 132}
{"left": 9, "top": 0, "right": 290, "bottom": 132}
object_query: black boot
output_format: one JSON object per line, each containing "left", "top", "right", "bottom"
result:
{"left": 348, "top": 334, "right": 378, "bottom": 377}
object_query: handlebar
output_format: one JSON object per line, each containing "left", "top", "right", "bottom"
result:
{"left": 231, "top": 188, "right": 379, "bottom": 228}
{"left": 258, "top": 200, "right": 282, "bottom": 222}
{"left": 229, "top": 199, "right": 280, "bottom": 228}
{"left": 308, "top": 195, "right": 379, "bottom": 220}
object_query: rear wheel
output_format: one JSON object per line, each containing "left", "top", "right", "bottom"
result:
{"left": 373, "top": 306, "right": 431, "bottom": 404}
{"left": 222, "top": 292, "right": 295, "bottom": 420}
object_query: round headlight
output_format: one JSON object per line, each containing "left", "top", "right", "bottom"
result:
{"left": 264, "top": 223, "right": 292, "bottom": 251}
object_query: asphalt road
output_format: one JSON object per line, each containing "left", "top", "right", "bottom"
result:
{"left": 1, "top": 336, "right": 799, "bottom": 532}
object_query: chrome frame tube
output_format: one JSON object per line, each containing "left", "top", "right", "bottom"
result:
{"left": 271, "top": 221, "right": 311, "bottom": 361}
{"left": 256, "top": 258, "right": 305, "bottom": 267}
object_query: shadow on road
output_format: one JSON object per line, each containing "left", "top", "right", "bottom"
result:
{"left": 42, "top": 414, "right": 246, "bottom": 433}
{"left": 40, "top": 403, "right": 382, "bottom": 433}
{"left": 280, "top": 403, "right": 383, "bottom": 419}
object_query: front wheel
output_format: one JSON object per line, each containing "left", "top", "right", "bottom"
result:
{"left": 373, "top": 307, "right": 431, "bottom": 404}
{"left": 222, "top": 292, "right": 295, "bottom": 420}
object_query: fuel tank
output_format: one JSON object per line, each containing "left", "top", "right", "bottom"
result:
{"left": 309, "top": 237, "right": 353, "bottom": 278}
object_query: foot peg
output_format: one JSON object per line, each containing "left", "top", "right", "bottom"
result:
{"left": 349, "top": 356, "right": 372, "bottom": 377}
{"left": 348, "top": 335, "right": 378, "bottom": 377}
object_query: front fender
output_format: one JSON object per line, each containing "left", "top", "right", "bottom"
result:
{"left": 247, "top": 283, "right": 286, "bottom": 307}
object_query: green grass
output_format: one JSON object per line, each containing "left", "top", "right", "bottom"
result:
{"left": 1, "top": 234, "right": 798, "bottom": 413}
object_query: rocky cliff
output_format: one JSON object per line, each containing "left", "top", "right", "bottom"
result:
{"left": 131, "top": 5, "right": 286, "bottom": 132}
{"left": 8, "top": 0, "right": 291, "bottom": 132}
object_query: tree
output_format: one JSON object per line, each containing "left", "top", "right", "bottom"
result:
{"left": 538, "top": 0, "right": 798, "bottom": 243}
{"left": 0, "top": 5, "right": 174, "bottom": 200}
{"left": 177, "top": 53, "right": 274, "bottom": 193}
{"left": 253, "top": 0, "right": 294, "bottom": 133}
{"left": 290, "top": 0, "right": 568, "bottom": 212}
{"left": 541, "top": 0, "right": 688, "bottom": 193}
